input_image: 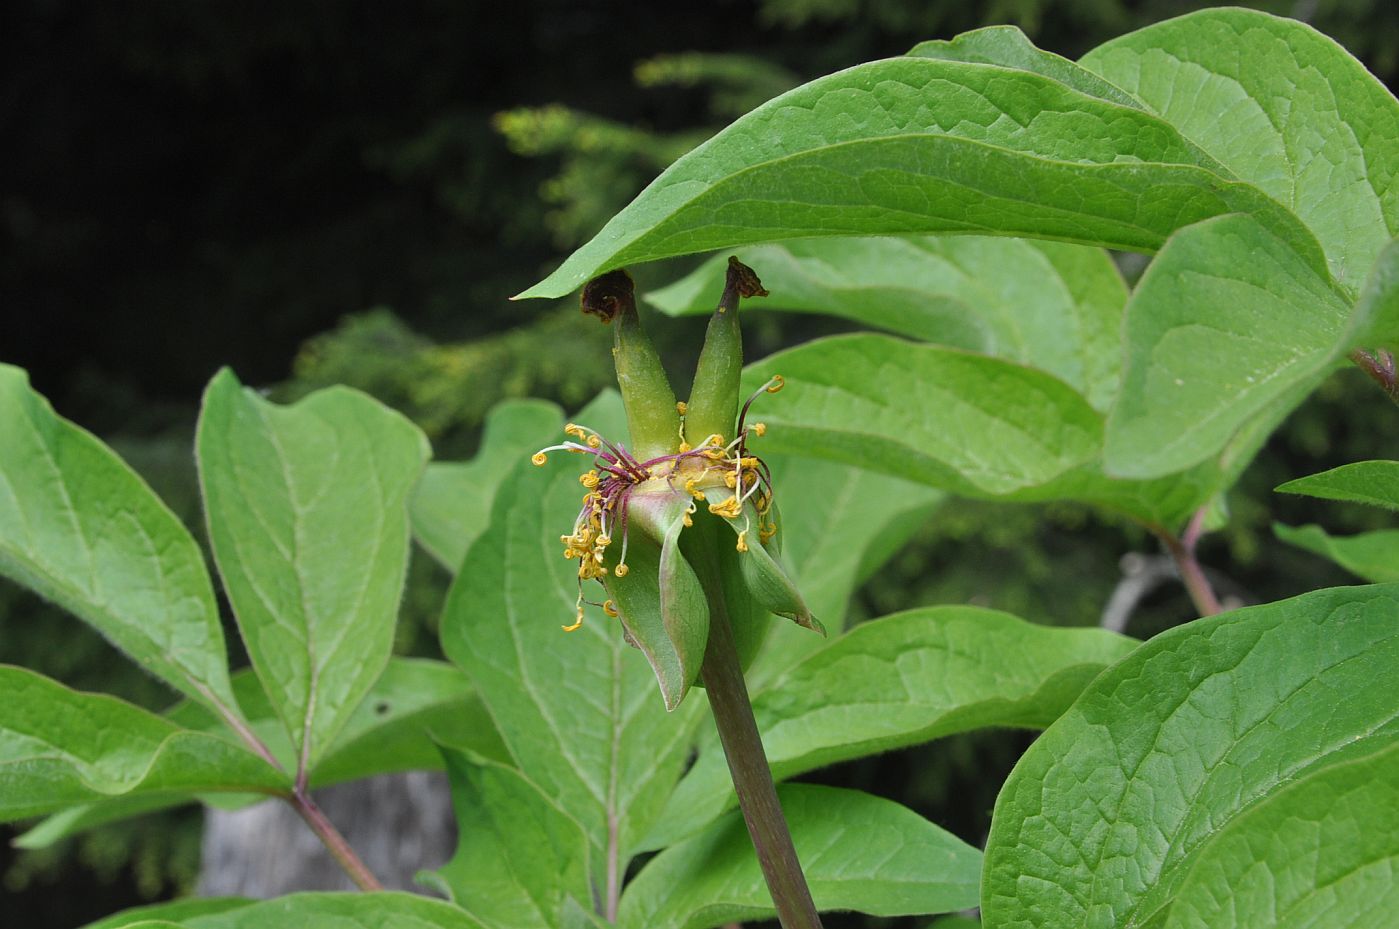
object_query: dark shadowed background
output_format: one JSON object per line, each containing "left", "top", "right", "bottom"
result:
{"left": 4, "top": 1, "right": 1397, "bottom": 926}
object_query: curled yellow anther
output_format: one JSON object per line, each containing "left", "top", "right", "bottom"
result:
{"left": 751, "top": 422, "right": 767, "bottom": 437}
{"left": 614, "top": 563, "right": 630, "bottom": 578}
{"left": 603, "top": 600, "right": 619, "bottom": 617}
{"left": 766, "top": 375, "right": 784, "bottom": 393}
{"left": 676, "top": 400, "right": 688, "bottom": 415}
{"left": 736, "top": 530, "right": 749, "bottom": 553}
{"left": 531, "top": 452, "right": 548, "bottom": 466}
{"left": 562, "top": 605, "right": 585, "bottom": 632}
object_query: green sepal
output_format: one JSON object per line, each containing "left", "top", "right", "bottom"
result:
{"left": 603, "top": 490, "right": 709, "bottom": 710}
{"left": 582, "top": 270, "right": 680, "bottom": 461}
{"left": 684, "top": 257, "right": 766, "bottom": 447}
{"left": 717, "top": 501, "right": 823, "bottom": 636}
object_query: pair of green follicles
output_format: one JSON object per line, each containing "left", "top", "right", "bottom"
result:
{"left": 556, "top": 259, "right": 822, "bottom": 710}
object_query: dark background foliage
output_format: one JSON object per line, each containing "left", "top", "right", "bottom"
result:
{"left": 3, "top": 1, "right": 1394, "bottom": 926}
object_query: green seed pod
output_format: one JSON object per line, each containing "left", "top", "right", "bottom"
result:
{"left": 581, "top": 269, "right": 679, "bottom": 461}
{"left": 683, "top": 257, "right": 767, "bottom": 448}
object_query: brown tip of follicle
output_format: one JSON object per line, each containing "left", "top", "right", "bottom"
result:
{"left": 726, "top": 256, "right": 768, "bottom": 299}
{"left": 580, "top": 269, "right": 635, "bottom": 323}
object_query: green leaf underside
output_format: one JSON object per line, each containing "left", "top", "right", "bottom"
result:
{"left": 1104, "top": 213, "right": 1351, "bottom": 478}
{"left": 765, "top": 454, "right": 942, "bottom": 631}
{"left": 1348, "top": 237, "right": 1399, "bottom": 348}
{"left": 425, "top": 747, "right": 592, "bottom": 929}
{"left": 79, "top": 898, "right": 254, "bottom": 929}
{"left": 982, "top": 583, "right": 1399, "bottom": 929}
{"left": 910, "top": 26, "right": 1144, "bottom": 109}
{"left": 0, "top": 665, "right": 284, "bottom": 823}
{"left": 605, "top": 491, "right": 710, "bottom": 711}
{"left": 439, "top": 391, "right": 700, "bottom": 876}
{"left": 197, "top": 369, "right": 430, "bottom": 772}
{"left": 1275, "top": 459, "right": 1399, "bottom": 511}
{"left": 1081, "top": 8, "right": 1399, "bottom": 293}
{"left": 85, "top": 892, "right": 487, "bottom": 929}
{"left": 649, "top": 236, "right": 1126, "bottom": 411}
{"left": 645, "top": 607, "right": 1136, "bottom": 850}
{"left": 411, "top": 398, "right": 564, "bottom": 571}
{"left": 520, "top": 45, "right": 1326, "bottom": 299}
{"left": 743, "top": 334, "right": 1102, "bottom": 497}
{"left": 620, "top": 784, "right": 980, "bottom": 929}
{"left": 0, "top": 364, "right": 240, "bottom": 719}
{"left": 1156, "top": 738, "right": 1399, "bottom": 929}
{"left": 1273, "top": 523, "right": 1399, "bottom": 583}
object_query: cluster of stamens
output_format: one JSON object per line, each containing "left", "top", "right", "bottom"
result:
{"left": 532, "top": 375, "right": 784, "bottom": 631}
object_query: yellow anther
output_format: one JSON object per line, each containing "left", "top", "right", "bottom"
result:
{"left": 684, "top": 478, "right": 706, "bottom": 501}
{"left": 563, "top": 549, "right": 576, "bottom": 559}
{"left": 676, "top": 401, "right": 688, "bottom": 415}
{"left": 707, "top": 434, "right": 725, "bottom": 446}
{"left": 760, "top": 523, "right": 777, "bottom": 542}
{"left": 682, "top": 512, "right": 693, "bottom": 527}
{"left": 766, "top": 375, "right": 784, "bottom": 393}
{"left": 586, "top": 435, "right": 601, "bottom": 448}
{"left": 562, "top": 606, "right": 585, "bottom": 632}
{"left": 564, "top": 423, "right": 586, "bottom": 438}
{"left": 708, "top": 496, "right": 743, "bottom": 518}
{"left": 751, "top": 422, "right": 767, "bottom": 437}
{"left": 579, "top": 469, "right": 600, "bottom": 488}
{"left": 531, "top": 452, "right": 548, "bottom": 466}
{"left": 603, "top": 599, "right": 619, "bottom": 617}
{"left": 724, "top": 471, "right": 737, "bottom": 488}
{"left": 736, "top": 530, "right": 749, "bottom": 553}
{"left": 614, "top": 563, "right": 629, "bottom": 578}
{"left": 678, "top": 441, "right": 692, "bottom": 452}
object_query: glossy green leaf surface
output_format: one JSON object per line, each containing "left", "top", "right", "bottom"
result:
{"left": 411, "top": 398, "right": 563, "bottom": 571}
{"left": 983, "top": 583, "right": 1399, "bottom": 929}
{"left": 197, "top": 369, "right": 430, "bottom": 772}
{"left": 439, "top": 392, "right": 700, "bottom": 879}
{"left": 1082, "top": 8, "right": 1399, "bottom": 293}
{"left": 1104, "top": 214, "right": 1350, "bottom": 478}
{"left": 1156, "top": 737, "right": 1399, "bottom": 929}
{"left": 743, "top": 334, "right": 1101, "bottom": 497}
{"left": 1276, "top": 459, "right": 1399, "bottom": 511}
{"left": 1273, "top": 523, "right": 1399, "bottom": 583}
{"left": 647, "top": 607, "right": 1135, "bottom": 849}
{"left": 520, "top": 47, "right": 1320, "bottom": 299}
{"left": 0, "top": 665, "right": 285, "bottom": 823}
{"left": 423, "top": 747, "right": 592, "bottom": 929}
{"left": 649, "top": 237, "right": 1126, "bottom": 411}
{"left": 0, "top": 365, "right": 241, "bottom": 720}
{"left": 619, "top": 785, "right": 981, "bottom": 929}
{"left": 89, "top": 893, "right": 487, "bottom": 929}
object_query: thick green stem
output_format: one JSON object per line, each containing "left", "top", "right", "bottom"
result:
{"left": 288, "top": 789, "right": 384, "bottom": 891}
{"left": 1152, "top": 508, "right": 1221, "bottom": 618}
{"left": 693, "top": 548, "right": 823, "bottom": 929}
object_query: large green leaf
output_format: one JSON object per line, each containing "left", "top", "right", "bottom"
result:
{"left": 648, "top": 237, "right": 1126, "bottom": 411}
{"left": 1276, "top": 459, "right": 1399, "bottom": 511}
{"left": 0, "top": 665, "right": 285, "bottom": 823}
{"left": 1273, "top": 523, "right": 1399, "bottom": 583}
{"left": 1104, "top": 213, "right": 1350, "bottom": 478}
{"left": 411, "top": 398, "right": 563, "bottom": 571}
{"left": 1082, "top": 8, "right": 1399, "bottom": 293}
{"left": 646, "top": 607, "right": 1136, "bottom": 849}
{"left": 0, "top": 365, "right": 242, "bottom": 723}
{"left": 520, "top": 49, "right": 1322, "bottom": 299}
{"left": 619, "top": 785, "right": 981, "bottom": 929}
{"left": 87, "top": 893, "right": 488, "bottom": 929}
{"left": 1154, "top": 737, "right": 1399, "bottom": 929}
{"left": 439, "top": 391, "right": 700, "bottom": 888}
{"left": 1347, "top": 237, "right": 1399, "bottom": 348}
{"left": 422, "top": 747, "right": 593, "bottom": 929}
{"left": 742, "top": 334, "right": 1102, "bottom": 497}
{"left": 197, "top": 369, "right": 430, "bottom": 773}
{"left": 982, "top": 583, "right": 1399, "bottom": 929}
